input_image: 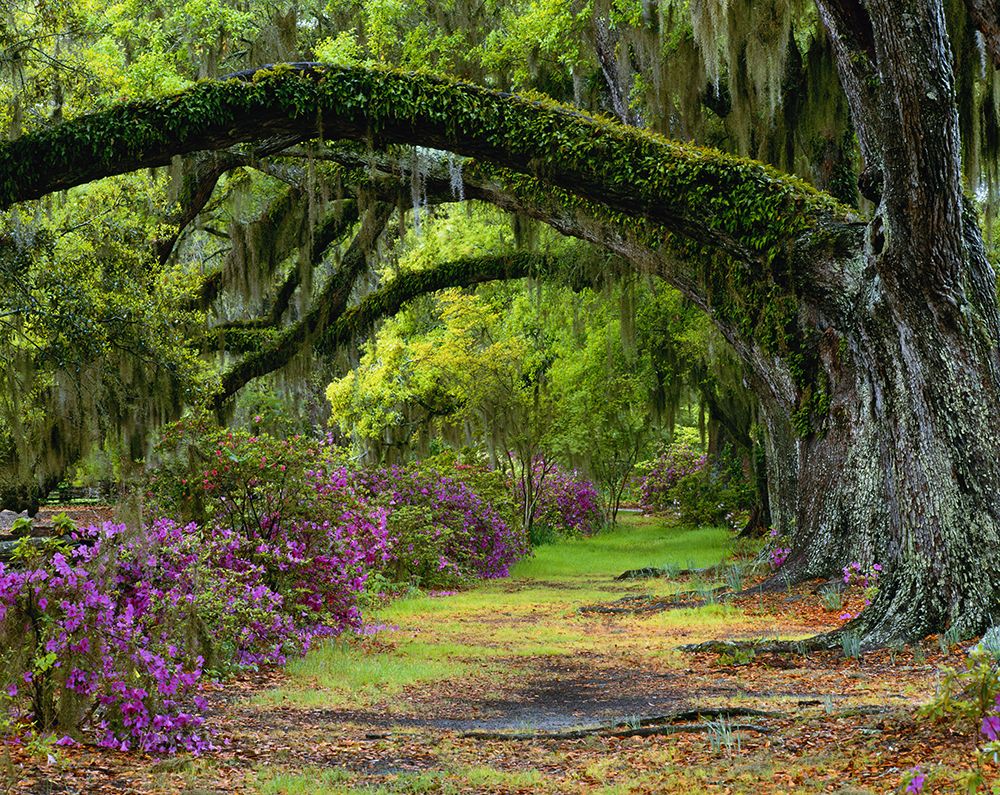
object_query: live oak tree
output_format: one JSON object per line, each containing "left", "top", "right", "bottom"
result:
{"left": 3, "top": 1, "right": 1000, "bottom": 645}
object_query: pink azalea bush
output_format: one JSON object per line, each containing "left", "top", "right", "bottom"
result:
{"left": 511, "top": 459, "right": 602, "bottom": 540}
{"left": 326, "top": 464, "right": 527, "bottom": 586}
{"left": 524, "top": 461, "right": 602, "bottom": 537}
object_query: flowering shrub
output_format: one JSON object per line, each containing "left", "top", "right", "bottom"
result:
{"left": 335, "top": 464, "right": 527, "bottom": 587}
{"left": 0, "top": 525, "right": 213, "bottom": 754}
{"left": 917, "top": 645, "right": 1000, "bottom": 788}
{"left": 147, "top": 415, "right": 327, "bottom": 534}
{"left": 638, "top": 443, "right": 707, "bottom": 514}
{"left": 0, "top": 507, "right": 391, "bottom": 753}
{"left": 1, "top": 429, "right": 529, "bottom": 754}
{"left": 769, "top": 546, "right": 791, "bottom": 570}
{"left": 524, "top": 461, "right": 602, "bottom": 538}
{"left": 421, "top": 453, "right": 521, "bottom": 532}
{"left": 639, "top": 443, "right": 754, "bottom": 526}
{"left": 763, "top": 528, "right": 792, "bottom": 571}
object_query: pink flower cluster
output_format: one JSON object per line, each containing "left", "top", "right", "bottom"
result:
{"left": 768, "top": 547, "right": 791, "bottom": 570}
{"left": 838, "top": 561, "right": 882, "bottom": 620}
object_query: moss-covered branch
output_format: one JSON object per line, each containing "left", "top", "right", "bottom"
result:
{"left": 1, "top": 64, "right": 863, "bottom": 436}
{"left": 0, "top": 64, "right": 852, "bottom": 272}
{"left": 213, "top": 199, "right": 360, "bottom": 328}
{"left": 212, "top": 201, "right": 393, "bottom": 410}
{"left": 213, "top": 250, "right": 557, "bottom": 410}
{"left": 323, "top": 252, "right": 558, "bottom": 351}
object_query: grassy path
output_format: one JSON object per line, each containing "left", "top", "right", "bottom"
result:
{"left": 227, "top": 516, "right": 962, "bottom": 794}
{"left": 14, "top": 516, "right": 984, "bottom": 793}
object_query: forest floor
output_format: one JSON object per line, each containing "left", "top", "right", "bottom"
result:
{"left": 5, "top": 515, "right": 995, "bottom": 794}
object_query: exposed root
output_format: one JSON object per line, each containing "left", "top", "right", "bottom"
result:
{"left": 731, "top": 563, "right": 815, "bottom": 596}
{"left": 614, "top": 565, "right": 717, "bottom": 581}
{"left": 679, "top": 634, "right": 842, "bottom": 655}
{"left": 615, "top": 567, "right": 670, "bottom": 580}
{"left": 579, "top": 587, "right": 728, "bottom": 615}
{"left": 453, "top": 707, "right": 777, "bottom": 741}
{"left": 456, "top": 722, "right": 772, "bottom": 741}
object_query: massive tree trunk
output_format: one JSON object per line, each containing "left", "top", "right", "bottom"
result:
{"left": 784, "top": 0, "right": 1000, "bottom": 642}
{"left": 2, "top": 25, "right": 1000, "bottom": 642}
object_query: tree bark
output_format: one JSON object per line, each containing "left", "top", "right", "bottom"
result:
{"left": 784, "top": 0, "right": 1000, "bottom": 643}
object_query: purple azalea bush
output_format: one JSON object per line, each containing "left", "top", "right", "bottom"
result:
{"left": 512, "top": 459, "right": 603, "bottom": 538}
{"left": 0, "top": 429, "right": 530, "bottom": 754}
{"left": 0, "top": 510, "right": 383, "bottom": 754}
{"left": 638, "top": 443, "right": 708, "bottom": 514}
{"left": 768, "top": 546, "right": 791, "bottom": 570}
{"left": 837, "top": 561, "right": 882, "bottom": 621}
{"left": 531, "top": 463, "right": 602, "bottom": 536}
{"left": 324, "top": 465, "right": 527, "bottom": 586}
{"left": 0, "top": 524, "right": 214, "bottom": 754}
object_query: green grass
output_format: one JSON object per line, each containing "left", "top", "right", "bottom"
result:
{"left": 255, "top": 766, "right": 556, "bottom": 794}
{"left": 510, "top": 515, "right": 731, "bottom": 580}
{"left": 255, "top": 767, "right": 354, "bottom": 794}
{"left": 256, "top": 639, "right": 467, "bottom": 708}
{"left": 256, "top": 515, "right": 734, "bottom": 711}
{"left": 632, "top": 603, "right": 740, "bottom": 629}
{"left": 375, "top": 584, "right": 641, "bottom": 624}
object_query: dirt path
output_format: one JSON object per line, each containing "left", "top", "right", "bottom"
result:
{"left": 6, "top": 518, "right": 991, "bottom": 793}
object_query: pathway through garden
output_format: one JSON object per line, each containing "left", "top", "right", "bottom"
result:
{"left": 8, "top": 515, "right": 990, "bottom": 793}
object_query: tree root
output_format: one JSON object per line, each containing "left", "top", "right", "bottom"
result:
{"left": 614, "top": 567, "right": 673, "bottom": 580}
{"left": 454, "top": 707, "right": 777, "bottom": 741}
{"left": 679, "top": 635, "right": 841, "bottom": 655}
{"left": 579, "top": 588, "right": 728, "bottom": 616}
{"left": 614, "top": 566, "right": 715, "bottom": 581}
{"left": 729, "top": 564, "right": 815, "bottom": 596}
{"left": 457, "top": 722, "right": 773, "bottom": 741}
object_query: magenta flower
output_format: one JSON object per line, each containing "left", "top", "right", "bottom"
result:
{"left": 905, "top": 768, "right": 925, "bottom": 793}
{"left": 982, "top": 714, "right": 1000, "bottom": 742}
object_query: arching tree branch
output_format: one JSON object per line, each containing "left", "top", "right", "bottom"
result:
{"left": 0, "top": 64, "right": 851, "bottom": 274}
{"left": 322, "top": 252, "right": 561, "bottom": 352}
{"left": 155, "top": 134, "right": 310, "bottom": 265}
{"left": 212, "top": 249, "right": 561, "bottom": 412}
